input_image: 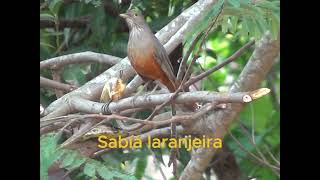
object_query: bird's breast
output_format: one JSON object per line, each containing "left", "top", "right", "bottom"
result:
{"left": 127, "top": 43, "right": 166, "bottom": 81}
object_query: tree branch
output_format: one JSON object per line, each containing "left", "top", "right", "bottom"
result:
{"left": 40, "top": 76, "right": 77, "bottom": 92}
{"left": 40, "top": 51, "right": 121, "bottom": 70}
{"left": 40, "top": 18, "right": 89, "bottom": 29}
{"left": 51, "top": 91, "right": 259, "bottom": 117}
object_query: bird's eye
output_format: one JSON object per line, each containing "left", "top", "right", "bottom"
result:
{"left": 134, "top": 13, "right": 138, "bottom": 16}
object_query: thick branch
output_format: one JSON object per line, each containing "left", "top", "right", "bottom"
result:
{"left": 40, "top": 51, "right": 121, "bottom": 70}
{"left": 44, "top": 91, "right": 257, "bottom": 119}
{"left": 40, "top": 18, "right": 89, "bottom": 29}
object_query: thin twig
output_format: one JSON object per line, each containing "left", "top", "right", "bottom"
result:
{"left": 40, "top": 76, "right": 77, "bottom": 92}
{"left": 267, "top": 68, "right": 280, "bottom": 111}
{"left": 238, "top": 122, "right": 267, "bottom": 162}
{"left": 263, "top": 144, "right": 280, "bottom": 166}
{"left": 148, "top": 148, "right": 167, "bottom": 180}
{"left": 176, "top": 1, "right": 223, "bottom": 88}
{"left": 168, "top": 103, "right": 178, "bottom": 179}
{"left": 227, "top": 129, "right": 280, "bottom": 171}
{"left": 197, "top": 62, "right": 216, "bottom": 88}
{"left": 184, "top": 40, "right": 255, "bottom": 88}
{"left": 250, "top": 103, "right": 256, "bottom": 144}
{"left": 177, "top": 32, "right": 203, "bottom": 81}
{"left": 40, "top": 18, "right": 89, "bottom": 29}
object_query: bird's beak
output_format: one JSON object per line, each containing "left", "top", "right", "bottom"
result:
{"left": 119, "top": 13, "right": 129, "bottom": 19}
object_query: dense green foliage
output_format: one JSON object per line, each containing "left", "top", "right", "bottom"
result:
{"left": 40, "top": 0, "right": 280, "bottom": 179}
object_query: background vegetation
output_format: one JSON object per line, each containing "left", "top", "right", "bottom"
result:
{"left": 40, "top": 0, "right": 280, "bottom": 179}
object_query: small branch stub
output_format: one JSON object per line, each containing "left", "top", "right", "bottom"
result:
{"left": 242, "top": 95, "right": 252, "bottom": 103}
{"left": 243, "top": 88, "right": 271, "bottom": 102}
{"left": 40, "top": 104, "right": 45, "bottom": 115}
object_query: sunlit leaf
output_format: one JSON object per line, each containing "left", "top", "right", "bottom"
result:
{"left": 271, "top": 13, "right": 280, "bottom": 40}
{"left": 229, "top": 16, "right": 239, "bottom": 33}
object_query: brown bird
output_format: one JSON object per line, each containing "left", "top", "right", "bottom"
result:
{"left": 120, "top": 9, "right": 178, "bottom": 92}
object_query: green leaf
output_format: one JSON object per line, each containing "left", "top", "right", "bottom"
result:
{"left": 151, "top": 148, "right": 165, "bottom": 165}
{"left": 40, "top": 13, "right": 55, "bottom": 22}
{"left": 63, "top": 65, "right": 87, "bottom": 86}
{"left": 272, "top": 0, "right": 280, "bottom": 6}
{"left": 61, "top": 151, "right": 77, "bottom": 168}
{"left": 97, "top": 166, "right": 114, "bottom": 180}
{"left": 228, "top": 0, "right": 240, "bottom": 7}
{"left": 49, "top": 0, "right": 63, "bottom": 15}
{"left": 240, "top": 96, "right": 273, "bottom": 132}
{"left": 240, "top": 2, "right": 261, "bottom": 17}
{"left": 270, "top": 13, "right": 280, "bottom": 40}
{"left": 229, "top": 16, "right": 238, "bottom": 33}
{"left": 184, "top": 0, "right": 224, "bottom": 45}
{"left": 40, "top": 41, "right": 55, "bottom": 49}
{"left": 113, "top": 171, "right": 133, "bottom": 179}
{"left": 90, "top": 176, "right": 98, "bottom": 180}
{"left": 257, "top": 15, "right": 268, "bottom": 31}
{"left": 40, "top": 134, "right": 61, "bottom": 180}
{"left": 134, "top": 157, "right": 147, "bottom": 179}
{"left": 240, "top": 0, "right": 250, "bottom": 3}
{"left": 84, "top": 163, "right": 96, "bottom": 177}
{"left": 67, "top": 156, "right": 86, "bottom": 170}
{"left": 252, "top": 167, "right": 278, "bottom": 180}
{"left": 243, "top": 16, "right": 255, "bottom": 38}
{"left": 256, "top": 0, "right": 279, "bottom": 11}
{"left": 223, "top": 6, "right": 245, "bottom": 16}
{"left": 253, "top": 21, "right": 262, "bottom": 40}
{"left": 255, "top": 15, "right": 268, "bottom": 35}
{"left": 221, "top": 16, "right": 229, "bottom": 33}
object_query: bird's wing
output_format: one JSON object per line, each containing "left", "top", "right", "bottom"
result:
{"left": 152, "top": 36, "right": 177, "bottom": 85}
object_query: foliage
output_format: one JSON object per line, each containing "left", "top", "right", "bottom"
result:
{"left": 40, "top": 0, "right": 280, "bottom": 179}
{"left": 40, "top": 133, "right": 136, "bottom": 180}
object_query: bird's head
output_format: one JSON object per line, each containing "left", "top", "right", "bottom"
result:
{"left": 119, "top": 9, "right": 146, "bottom": 31}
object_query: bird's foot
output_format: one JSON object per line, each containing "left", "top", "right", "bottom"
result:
{"left": 101, "top": 100, "right": 112, "bottom": 115}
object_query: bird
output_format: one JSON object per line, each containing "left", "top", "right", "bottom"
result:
{"left": 119, "top": 9, "right": 178, "bottom": 93}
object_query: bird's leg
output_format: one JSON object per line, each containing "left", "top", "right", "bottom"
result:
{"left": 150, "top": 84, "right": 159, "bottom": 94}
{"left": 101, "top": 100, "right": 113, "bottom": 115}
{"left": 168, "top": 103, "right": 179, "bottom": 179}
